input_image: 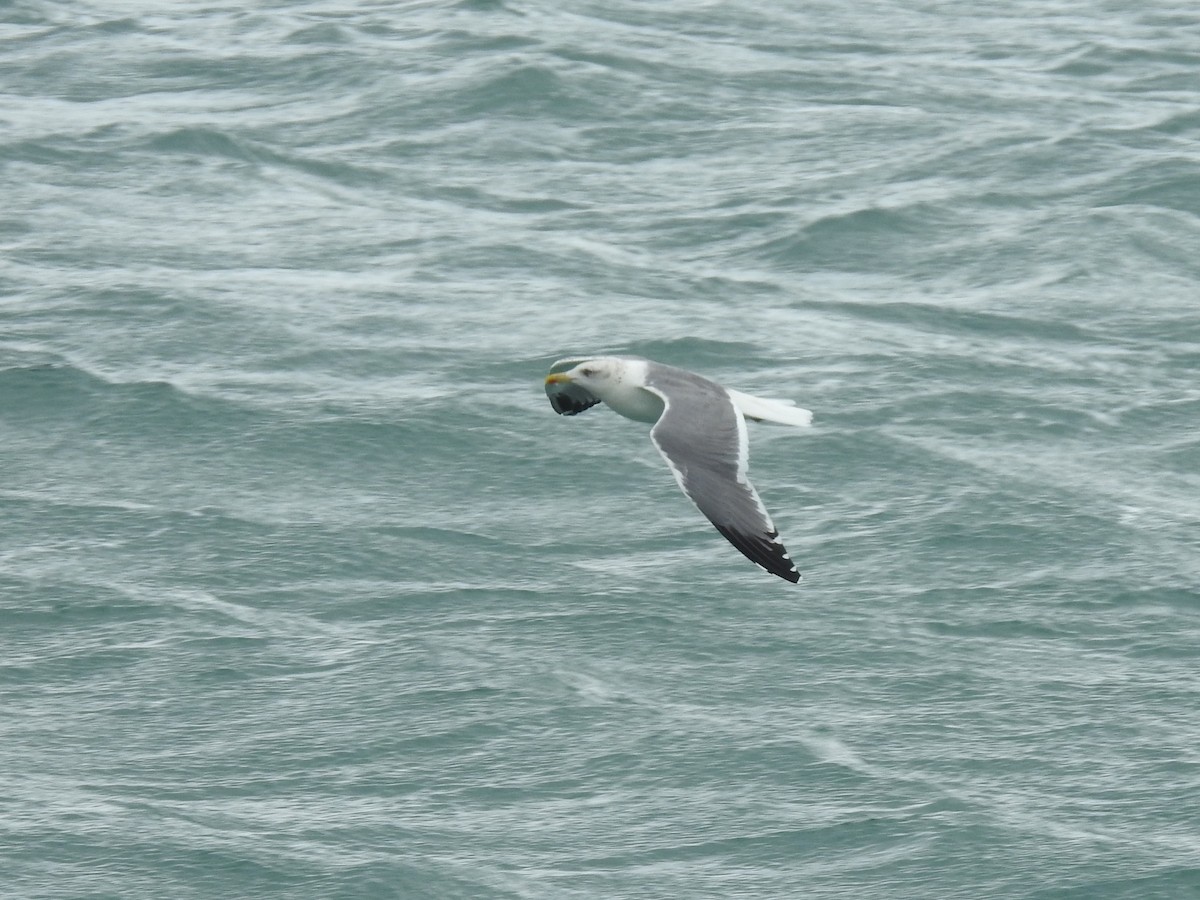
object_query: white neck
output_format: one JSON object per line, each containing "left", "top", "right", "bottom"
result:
{"left": 595, "top": 359, "right": 664, "bottom": 424}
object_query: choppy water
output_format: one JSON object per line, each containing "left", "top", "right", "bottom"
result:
{"left": 3, "top": 1, "right": 1200, "bottom": 897}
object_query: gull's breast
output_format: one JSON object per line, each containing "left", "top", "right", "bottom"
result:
{"left": 602, "top": 382, "right": 666, "bottom": 424}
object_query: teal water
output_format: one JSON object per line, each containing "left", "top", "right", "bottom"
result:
{"left": 3, "top": 1, "right": 1200, "bottom": 897}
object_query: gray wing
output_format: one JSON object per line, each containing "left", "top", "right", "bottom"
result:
{"left": 644, "top": 366, "right": 801, "bottom": 583}
{"left": 545, "top": 357, "right": 601, "bottom": 416}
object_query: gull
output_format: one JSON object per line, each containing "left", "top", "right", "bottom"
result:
{"left": 544, "top": 356, "right": 811, "bottom": 583}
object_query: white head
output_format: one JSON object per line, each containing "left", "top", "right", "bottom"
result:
{"left": 544, "top": 355, "right": 660, "bottom": 423}
{"left": 563, "top": 357, "right": 626, "bottom": 390}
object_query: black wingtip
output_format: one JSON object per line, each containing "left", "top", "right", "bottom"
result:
{"left": 714, "top": 524, "right": 802, "bottom": 584}
{"left": 769, "top": 557, "right": 803, "bottom": 584}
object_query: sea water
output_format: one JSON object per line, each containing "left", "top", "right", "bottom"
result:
{"left": 2, "top": 1, "right": 1199, "bottom": 897}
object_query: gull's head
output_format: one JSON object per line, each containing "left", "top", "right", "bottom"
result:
{"left": 544, "top": 356, "right": 659, "bottom": 423}
{"left": 544, "top": 357, "right": 628, "bottom": 391}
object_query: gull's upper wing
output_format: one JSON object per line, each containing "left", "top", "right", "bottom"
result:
{"left": 643, "top": 365, "right": 801, "bottom": 583}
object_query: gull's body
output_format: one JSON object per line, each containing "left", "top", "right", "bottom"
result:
{"left": 544, "top": 356, "right": 811, "bottom": 583}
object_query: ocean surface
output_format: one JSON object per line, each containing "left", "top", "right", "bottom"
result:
{"left": 3, "top": 1, "right": 1199, "bottom": 897}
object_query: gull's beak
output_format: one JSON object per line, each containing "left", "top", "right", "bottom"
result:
{"left": 544, "top": 372, "right": 572, "bottom": 385}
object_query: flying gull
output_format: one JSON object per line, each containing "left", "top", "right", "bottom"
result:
{"left": 544, "top": 356, "right": 811, "bottom": 583}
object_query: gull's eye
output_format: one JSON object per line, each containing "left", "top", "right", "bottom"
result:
{"left": 580, "top": 367, "right": 596, "bottom": 377}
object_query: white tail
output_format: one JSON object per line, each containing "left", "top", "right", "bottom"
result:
{"left": 727, "top": 389, "right": 813, "bottom": 427}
